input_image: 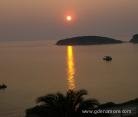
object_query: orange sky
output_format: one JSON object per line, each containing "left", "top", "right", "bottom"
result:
{"left": 0, "top": 0, "right": 138, "bottom": 41}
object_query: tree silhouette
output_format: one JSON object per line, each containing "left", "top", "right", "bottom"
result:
{"left": 26, "top": 89, "right": 100, "bottom": 117}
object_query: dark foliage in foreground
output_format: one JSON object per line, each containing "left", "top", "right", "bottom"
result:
{"left": 26, "top": 89, "right": 109, "bottom": 117}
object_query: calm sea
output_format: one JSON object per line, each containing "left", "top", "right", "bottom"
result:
{"left": 0, "top": 40, "right": 138, "bottom": 117}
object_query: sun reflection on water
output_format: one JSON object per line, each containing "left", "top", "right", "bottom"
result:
{"left": 66, "top": 46, "right": 76, "bottom": 90}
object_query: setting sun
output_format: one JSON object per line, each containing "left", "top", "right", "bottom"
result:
{"left": 66, "top": 15, "right": 72, "bottom": 22}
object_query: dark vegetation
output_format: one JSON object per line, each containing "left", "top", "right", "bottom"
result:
{"left": 26, "top": 89, "right": 107, "bottom": 117}
{"left": 25, "top": 89, "right": 138, "bottom": 117}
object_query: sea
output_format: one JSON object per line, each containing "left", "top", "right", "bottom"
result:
{"left": 0, "top": 40, "right": 138, "bottom": 117}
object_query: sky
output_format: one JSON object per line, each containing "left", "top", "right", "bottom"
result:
{"left": 0, "top": 0, "right": 138, "bottom": 41}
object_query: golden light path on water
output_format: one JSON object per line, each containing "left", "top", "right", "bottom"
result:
{"left": 66, "top": 46, "right": 76, "bottom": 90}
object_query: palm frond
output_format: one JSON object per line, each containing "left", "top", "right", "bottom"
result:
{"left": 37, "top": 94, "right": 57, "bottom": 106}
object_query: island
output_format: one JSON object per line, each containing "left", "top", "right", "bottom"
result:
{"left": 56, "top": 36, "right": 123, "bottom": 45}
{"left": 130, "top": 34, "right": 138, "bottom": 43}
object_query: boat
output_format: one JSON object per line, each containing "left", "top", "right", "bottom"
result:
{"left": 103, "top": 56, "right": 112, "bottom": 61}
{"left": 0, "top": 84, "right": 7, "bottom": 90}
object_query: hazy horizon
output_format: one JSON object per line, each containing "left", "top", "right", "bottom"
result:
{"left": 0, "top": 0, "right": 138, "bottom": 41}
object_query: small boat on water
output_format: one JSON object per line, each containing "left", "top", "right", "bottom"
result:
{"left": 0, "top": 84, "right": 7, "bottom": 90}
{"left": 103, "top": 56, "right": 112, "bottom": 61}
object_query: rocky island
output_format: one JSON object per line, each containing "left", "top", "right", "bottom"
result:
{"left": 130, "top": 34, "right": 138, "bottom": 43}
{"left": 56, "top": 36, "right": 123, "bottom": 45}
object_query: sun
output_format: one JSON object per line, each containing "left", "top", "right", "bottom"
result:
{"left": 66, "top": 15, "right": 72, "bottom": 22}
